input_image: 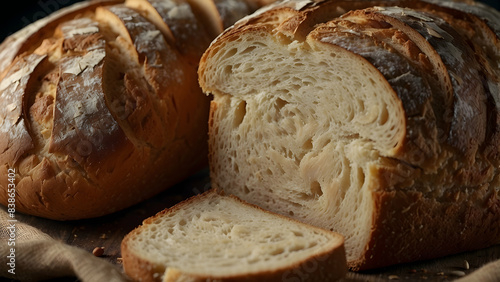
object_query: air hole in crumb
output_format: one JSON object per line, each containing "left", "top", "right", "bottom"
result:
{"left": 298, "top": 193, "right": 310, "bottom": 200}
{"left": 223, "top": 65, "right": 233, "bottom": 75}
{"left": 274, "top": 97, "right": 288, "bottom": 111}
{"left": 243, "top": 186, "right": 251, "bottom": 194}
{"left": 379, "top": 107, "right": 389, "bottom": 125}
{"left": 248, "top": 258, "right": 259, "bottom": 264}
{"left": 179, "top": 219, "right": 187, "bottom": 226}
{"left": 289, "top": 211, "right": 295, "bottom": 216}
{"left": 302, "top": 138, "right": 313, "bottom": 150}
{"left": 233, "top": 100, "right": 246, "bottom": 127}
{"left": 310, "top": 181, "right": 323, "bottom": 198}
{"left": 221, "top": 48, "right": 238, "bottom": 60}
{"left": 289, "top": 245, "right": 305, "bottom": 252}
{"left": 358, "top": 167, "right": 366, "bottom": 186}
{"left": 240, "top": 46, "right": 256, "bottom": 54}
{"left": 270, "top": 248, "right": 285, "bottom": 255}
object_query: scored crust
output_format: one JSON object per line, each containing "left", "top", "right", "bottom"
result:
{"left": 0, "top": 0, "right": 259, "bottom": 220}
{"left": 0, "top": 0, "right": 124, "bottom": 77}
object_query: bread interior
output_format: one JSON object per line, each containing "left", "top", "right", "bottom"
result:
{"left": 127, "top": 193, "right": 340, "bottom": 277}
{"left": 203, "top": 30, "right": 406, "bottom": 260}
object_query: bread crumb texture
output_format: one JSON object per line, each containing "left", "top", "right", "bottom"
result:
{"left": 121, "top": 190, "right": 347, "bottom": 282}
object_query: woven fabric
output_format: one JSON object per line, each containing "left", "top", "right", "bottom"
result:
{"left": 457, "top": 259, "right": 500, "bottom": 282}
{"left": 0, "top": 208, "right": 128, "bottom": 282}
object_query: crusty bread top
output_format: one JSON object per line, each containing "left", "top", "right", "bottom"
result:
{"left": 121, "top": 189, "right": 347, "bottom": 281}
{"left": 0, "top": 0, "right": 260, "bottom": 220}
{"left": 0, "top": 0, "right": 124, "bottom": 77}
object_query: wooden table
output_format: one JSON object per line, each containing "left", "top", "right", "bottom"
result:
{"left": 5, "top": 168, "right": 500, "bottom": 282}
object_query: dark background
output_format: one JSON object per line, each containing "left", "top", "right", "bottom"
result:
{"left": 0, "top": 0, "right": 499, "bottom": 42}
{"left": 0, "top": 0, "right": 84, "bottom": 41}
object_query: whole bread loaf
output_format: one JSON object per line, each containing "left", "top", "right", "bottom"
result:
{"left": 199, "top": 0, "right": 500, "bottom": 270}
{"left": 0, "top": 0, "right": 261, "bottom": 220}
{"left": 121, "top": 189, "right": 347, "bottom": 282}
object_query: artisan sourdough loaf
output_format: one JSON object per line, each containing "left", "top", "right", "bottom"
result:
{"left": 199, "top": 0, "right": 500, "bottom": 270}
{"left": 0, "top": 0, "right": 260, "bottom": 220}
{"left": 121, "top": 189, "right": 347, "bottom": 282}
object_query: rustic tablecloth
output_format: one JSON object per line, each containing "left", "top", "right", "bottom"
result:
{"left": 0, "top": 208, "right": 128, "bottom": 282}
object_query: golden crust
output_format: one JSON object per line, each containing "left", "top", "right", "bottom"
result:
{"left": 0, "top": 0, "right": 123, "bottom": 78}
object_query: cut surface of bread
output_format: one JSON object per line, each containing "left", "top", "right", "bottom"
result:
{"left": 199, "top": 0, "right": 500, "bottom": 271}
{"left": 121, "top": 189, "right": 347, "bottom": 282}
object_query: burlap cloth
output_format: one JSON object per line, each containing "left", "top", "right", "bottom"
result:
{"left": 0, "top": 206, "right": 499, "bottom": 282}
{"left": 0, "top": 208, "right": 128, "bottom": 282}
{"left": 456, "top": 259, "right": 500, "bottom": 282}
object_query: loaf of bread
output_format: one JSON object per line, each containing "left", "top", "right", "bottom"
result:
{"left": 199, "top": 0, "right": 500, "bottom": 270}
{"left": 121, "top": 189, "right": 347, "bottom": 282}
{"left": 0, "top": 0, "right": 260, "bottom": 220}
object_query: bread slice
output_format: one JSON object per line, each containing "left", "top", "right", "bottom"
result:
{"left": 199, "top": 0, "right": 500, "bottom": 271}
{"left": 121, "top": 189, "right": 347, "bottom": 282}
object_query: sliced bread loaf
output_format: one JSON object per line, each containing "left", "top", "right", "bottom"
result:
{"left": 199, "top": 0, "right": 500, "bottom": 271}
{"left": 121, "top": 189, "right": 347, "bottom": 282}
